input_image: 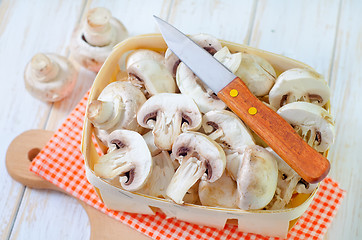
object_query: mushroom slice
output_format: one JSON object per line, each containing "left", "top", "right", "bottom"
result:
{"left": 176, "top": 47, "right": 241, "bottom": 113}
{"left": 24, "top": 53, "right": 77, "bottom": 102}
{"left": 87, "top": 81, "right": 146, "bottom": 143}
{"left": 142, "top": 131, "right": 161, "bottom": 157}
{"left": 199, "top": 172, "right": 238, "bottom": 208}
{"left": 166, "top": 132, "right": 226, "bottom": 204}
{"left": 277, "top": 102, "right": 335, "bottom": 152}
{"left": 234, "top": 53, "right": 276, "bottom": 97}
{"left": 165, "top": 33, "right": 222, "bottom": 77}
{"left": 127, "top": 50, "right": 176, "bottom": 97}
{"left": 70, "top": 7, "right": 128, "bottom": 72}
{"left": 269, "top": 68, "right": 330, "bottom": 109}
{"left": 202, "top": 110, "right": 255, "bottom": 179}
{"left": 94, "top": 130, "right": 152, "bottom": 191}
{"left": 137, "top": 93, "right": 202, "bottom": 150}
{"left": 237, "top": 145, "right": 278, "bottom": 210}
{"left": 137, "top": 151, "right": 174, "bottom": 198}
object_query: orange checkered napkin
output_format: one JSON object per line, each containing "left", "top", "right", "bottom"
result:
{"left": 30, "top": 92, "right": 346, "bottom": 240}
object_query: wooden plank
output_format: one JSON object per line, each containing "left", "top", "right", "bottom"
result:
{"left": 325, "top": 0, "right": 362, "bottom": 239}
{"left": 0, "top": 0, "right": 88, "bottom": 239}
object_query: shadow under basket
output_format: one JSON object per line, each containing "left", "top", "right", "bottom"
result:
{"left": 81, "top": 34, "right": 330, "bottom": 238}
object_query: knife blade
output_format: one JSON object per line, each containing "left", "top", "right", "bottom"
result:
{"left": 154, "top": 16, "right": 330, "bottom": 183}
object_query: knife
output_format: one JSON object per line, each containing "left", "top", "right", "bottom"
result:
{"left": 154, "top": 16, "right": 330, "bottom": 183}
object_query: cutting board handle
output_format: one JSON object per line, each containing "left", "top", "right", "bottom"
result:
{"left": 6, "top": 129, "right": 149, "bottom": 240}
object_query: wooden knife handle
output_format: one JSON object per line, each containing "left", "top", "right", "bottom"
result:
{"left": 218, "top": 77, "right": 330, "bottom": 183}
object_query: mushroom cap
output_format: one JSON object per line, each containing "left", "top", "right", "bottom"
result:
{"left": 172, "top": 132, "right": 226, "bottom": 182}
{"left": 69, "top": 7, "right": 128, "bottom": 72}
{"left": 137, "top": 93, "right": 202, "bottom": 150}
{"left": 165, "top": 33, "right": 222, "bottom": 77}
{"left": 127, "top": 59, "right": 176, "bottom": 96}
{"left": 202, "top": 110, "right": 255, "bottom": 150}
{"left": 269, "top": 68, "right": 330, "bottom": 109}
{"left": 24, "top": 53, "right": 77, "bottom": 102}
{"left": 199, "top": 172, "right": 238, "bottom": 208}
{"left": 94, "top": 130, "right": 153, "bottom": 191}
{"left": 277, "top": 101, "right": 335, "bottom": 152}
{"left": 235, "top": 53, "right": 276, "bottom": 97}
{"left": 88, "top": 81, "right": 146, "bottom": 143}
{"left": 237, "top": 145, "right": 278, "bottom": 210}
{"left": 176, "top": 62, "right": 226, "bottom": 113}
{"left": 126, "top": 49, "right": 164, "bottom": 69}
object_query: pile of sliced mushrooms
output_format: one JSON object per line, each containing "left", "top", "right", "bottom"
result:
{"left": 88, "top": 34, "right": 335, "bottom": 211}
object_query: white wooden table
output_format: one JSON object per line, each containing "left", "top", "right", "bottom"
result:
{"left": 1, "top": 0, "right": 360, "bottom": 239}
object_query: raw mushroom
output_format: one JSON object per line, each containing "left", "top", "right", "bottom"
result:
{"left": 127, "top": 50, "right": 176, "bottom": 97}
{"left": 269, "top": 68, "right": 330, "bottom": 109}
{"left": 237, "top": 145, "right": 278, "bottom": 210}
{"left": 87, "top": 81, "right": 146, "bottom": 143}
{"left": 265, "top": 148, "right": 318, "bottom": 210}
{"left": 235, "top": 53, "right": 276, "bottom": 97}
{"left": 142, "top": 131, "right": 161, "bottom": 157}
{"left": 166, "top": 132, "right": 226, "bottom": 204}
{"left": 199, "top": 172, "right": 238, "bottom": 208}
{"left": 137, "top": 93, "right": 202, "bottom": 150}
{"left": 277, "top": 102, "right": 335, "bottom": 152}
{"left": 70, "top": 7, "right": 128, "bottom": 72}
{"left": 176, "top": 47, "right": 241, "bottom": 113}
{"left": 183, "top": 180, "right": 201, "bottom": 205}
{"left": 202, "top": 110, "right": 255, "bottom": 179}
{"left": 165, "top": 33, "right": 222, "bottom": 77}
{"left": 24, "top": 53, "right": 77, "bottom": 102}
{"left": 94, "top": 130, "right": 152, "bottom": 191}
{"left": 137, "top": 151, "right": 174, "bottom": 198}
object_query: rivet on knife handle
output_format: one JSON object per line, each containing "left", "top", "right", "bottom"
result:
{"left": 218, "top": 77, "right": 330, "bottom": 183}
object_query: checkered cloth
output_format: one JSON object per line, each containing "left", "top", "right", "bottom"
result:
{"left": 30, "top": 91, "right": 346, "bottom": 240}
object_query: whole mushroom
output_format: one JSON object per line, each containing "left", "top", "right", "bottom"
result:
{"left": 202, "top": 110, "right": 255, "bottom": 179}
{"left": 94, "top": 130, "right": 153, "bottom": 191}
{"left": 137, "top": 93, "right": 202, "bottom": 150}
{"left": 24, "top": 53, "right": 77, "bottom": 102}
{"left": 70, "top": 7, "right": 128, "bottom": 72}
{"left": 165, "top": 33, "right": 223, "bottom": 77}
{"left": 234, "top": 53, "right": 276, "bottom": 97}
{"left": 277, "top": 101, "right": 335, "bottom": 152}
{"left": 269, "top": 68, "right": 330, "bottom": 109}
{"left": 87, "top": 81, "right": 146, "bottom": 143}
{"left": 166, "top": 132, "right": 226, "bottom": 204}
{"left": 237, "top": 145, "right": 278, "bottom": 210}
{"left": 127, "top": 49, "right": 176, "bottom": 97}
{"left": 176, "top": 47, "right": 241, "bottom": 113}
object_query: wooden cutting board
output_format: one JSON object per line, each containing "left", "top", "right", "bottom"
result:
{"left": 6, "top": 129, "right": 150, "bottom": 240}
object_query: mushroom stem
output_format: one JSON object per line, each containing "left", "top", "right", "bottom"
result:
{"left": 88, "top": 100, "right": 115, "bottom": 125}
{"left": 166, "top": 157, "right": 206, "bottom": 204}
{"left": 84, "top": 7, "right": 112, "bottom": 46}
{"left": 152, "top": 111, "right": 182, "bottom": 150}
{"left": 30, "top": 53, "right": 59, "bottom": 82}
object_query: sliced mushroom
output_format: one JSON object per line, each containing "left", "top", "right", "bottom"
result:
{"left": 127, "top": 50, "right": 176, "bottom": 97}
{"left": 137, "top": 151, "right": 174, "bottom": 198}
{"left": 277, "top": 102, "right": 335, "bottom": 152}
{"left": 94, "top": 130, "right": 152, "bottom": 191}
{"left": 142, "top": 131, "right": 161, "bottom": 157}
{"left": 137, "top": 93, "right": 202, "bottom": 150}
{"left": 176, "top": 47, "right": 241, "bottom": 113}
{"left": 87, "top": 81, "right": 146, "bottom": 143}
{"left": 166, "top": 132, "right": 226, "bottom": 204}
{"left": 234, "top": 53, "right": 276, "bottom": 97}
{"left": 24, "top": 53, "right": 77, "bottom": 102}
{"left": 265, "top": 147, "right": 318, "bottom": 210}
{"left": 202, "top": 110, "right": 255, "bottom": 179}
{"left": 269, "top": 68, "right": 330, "bottom": 109}
{"left": 237, "top": 145, "right": 278, "bottom": 210}
{"left": 199, "top": 172, "right": 238, "bottom": 208}
{"left": 165, "top": 34, "right": 222, "bottom": 77}
{"left": 70, "top": 7, "right": 128, "bottom": 72}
